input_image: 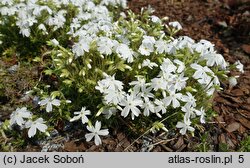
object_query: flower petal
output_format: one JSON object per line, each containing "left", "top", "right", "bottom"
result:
{"left": 94, "top": 134, "right": 102, "bottom": 146}
{"left": 85, "top": 133, "right": 95, "bottom": 142}
{"left": 28, "top": 126, "right": 37, "bottom": 138}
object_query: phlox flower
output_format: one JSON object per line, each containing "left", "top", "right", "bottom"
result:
{"left": 102, "top": 107, "right": 117, "bottom": 119}
{"left": 103, "top": 89, "right": 125, "bottom": 105}
{"left": 70, "top": 107, "right": 91, "bottom": 124}
{"left": 129, "top": 77, "right": 153, "bottom": 99}
{"left": 175, "top": 36, "right": 194, "bottom": 51}
{"left": 191, "top": 63, "right": 213, "bottom": 85}
{"left": 10, "top": 107, "right": 32, "bottom": 127}
{"left": 97, "top": 37, "right": 115, "bottom": 55}
{"left": 203, "top": 53, "right": 227, "bottom": 69}
{"left": 85, "top": 121, "right": 109, "bottom": 146}
{"left": 160, "top": 58, "right": 177, "bottom": 76}
{"left": 72, "top": 37, "right": 91, "bottom": 57}
{"left": 181, "top": 104, "right": 196, "bottom": 122}
{"left": 155, "top": 39, "right": 168, "bottom": 54}
{"left": 151, "top": 15, "right": 161, "bottom": 23}
{"left": 162, "top": 90, "right": 183, "bottom": 108}
{"left": 229, "top": 76, "right": 239, "bottom": 88}
{"left": 173, "top": 59, "right": 185, "bottom": 73}
{"left": 168, "top": 21, "right": 182, "bottom": 30}
{"left": 195, "top": 108, "right": 206, "bottom": 124}
{"left": 25, "top": 118, "right": 48, "bottom": 138}
{"left": 38, "top": 97, "right": 61, "bottom": 112}
{"left": 139, "top": 36, "right": 155, "bottom": 56}
{"left": 176, "top": 119, "right": 195, "bottom": 135}
{"left": 141, "top": 98, "right": 155, "bottom": 116}
{"left": 173, "top": 73, "right": 188, "bottom": 91}
{"left": 151, "top": 77, "right": 167, "bottom": 91}
{"left": 141, "top": 59, "right": 158, "bottom": 69}
{"left": 181, "top": 92, "right": 196, "bottom": 107}
{"left": 116, "top": 43, "right": 134, "bottom": 63}
{"left": 154, "top": 99, "right": 167, "bottom": 116}
{"left": 235, "top": 60, "right": 244, "bottom": 73}
{"left": 95, "top": 74, "right": 124, "bottom": 93}
{"left": 118, "top": 93, "right": 143, "bottom": 120}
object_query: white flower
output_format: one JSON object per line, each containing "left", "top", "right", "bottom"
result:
{"left": 195, "top": 108, "right": 206, "bottom": 123}
{"left": 203, "top": 53, "right": 227, "bottom": 69}
{"left": 72, "top": 38, "right": 90, "bottom": 57}
{"left": 181, "top": 92, "right": 196, "bottom": 107}
{"left": 173, "top": 73, "right": 188, "bottom": 91}
{"left": 25, "top": 118, "right": 48, "bottom": 138}
{"left": 10, "top": 107, "right": 32, "bottom": 127}
{"left": 102, "top": 107, "right": 117, "bottom": 119}
{"left": 139, "top": 36, "right": 155, "bottom": 56}
{"left": 235, "top": 60, "right": 244, "bottom": 73}
{"left": 155, "top": 39, "right": 168, "bottom": 54}
{"left": 160, "top": 58, "right": 177, "bottom": 76}
{"left": 151, "top": 77, "right": 167, "bottom": 91}
{"left": 70, "top": 107, "right": 91, "bottom": 124}
{"left": 38, "top": 97, "right": 61, "bottom": 112}
{"left": 191, "top": 63, "right": 212, "bottom": 85}
{"left": 95, "top": 74, "right": 123, "bottom": 93}
{"left": 141, "top": 98, "right": 155, "bottom": 116}
{"left": 130, "top": 77, "right": 153, "bottom": 98}
{"left": 163, "top": 90, "right": 183, "bottom": 108}
{"left": 229, "top": 76, "right": 239, "bottom": 88}
{"left": 142, "top": 59, "right": 158, "bottom": 69}
{"left": 151, "top": 15, "right": 161, "bottom": 23}
{"left": 176, "top": 119, "right": 195, "bottom": 135}
{"left": 176, "top": 36, "right": 194, "bottom": 50}
{"left": 119, "top": 93, "right": 143, "bottom": 120}
{"left": 154, "top": 99, "right": 167, "bottom": 115}
{"left": 169, "top": 21, "right": 182, "bottom": 30}
{"left": 174, "top": 59, "right": 185, "bottom": 73}
{"left": 116, "top": 43, "right": 134, "bottom": 63}
{"left": 51, "top": 38, "right": 59, "bottom": 46}
{"left": 104, "top": 89, "right": 125, "bottom": 105}
{"left": 97, "top": 37, "right": 115, "bottom": 55}
{"left": 85, "top": 121, "right": 109, "bottom": 146}
{"left": 181, "top": 104, "right": 196, "bottom": 121}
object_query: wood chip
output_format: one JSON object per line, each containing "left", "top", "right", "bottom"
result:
{"left": 242, "top": 44, "right": 250, "bottom": 54}
{"left": 235, "top": 114, "right": 250, "bottom": 129}
{"left": 173, "top": 136, "right": 184, "bottom": 150}
{"left": 160, "top": 144, "right": 173, "bottom": 152}
{"left": 64, "top": 141, "right": 86, "bottom": 152}
{"left": 226, "top": 122, "right": 240, "bottom": 132}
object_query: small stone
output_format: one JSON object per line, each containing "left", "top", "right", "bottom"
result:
{"left": 7, "top": 64, "right": 19, "bottom": 74}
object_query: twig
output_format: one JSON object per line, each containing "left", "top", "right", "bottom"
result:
{"left": 124, "top": 112, "right": 178, "bottom": 151}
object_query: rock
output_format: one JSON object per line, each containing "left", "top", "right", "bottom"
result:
{"left": 7, "top": 64, "right": 19, "bottom": 74}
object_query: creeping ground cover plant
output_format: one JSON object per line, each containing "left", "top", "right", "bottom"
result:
{"left": 0, "top": 0, "right": 244, "bottom": 148}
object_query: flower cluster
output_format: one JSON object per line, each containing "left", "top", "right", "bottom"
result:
{"left": 1, "top": 0, "right": 244, "bottom": 146}
{"left": 9, "top": 107, "right": 47, "bottom": 138}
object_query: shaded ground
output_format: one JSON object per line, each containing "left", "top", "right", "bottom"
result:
{"left": 0, "top": 0, "right": 249, "bottom": 151}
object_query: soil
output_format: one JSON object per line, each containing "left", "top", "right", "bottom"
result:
{"left": 0, "top": 0, "right": 249, "bottom": 152}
